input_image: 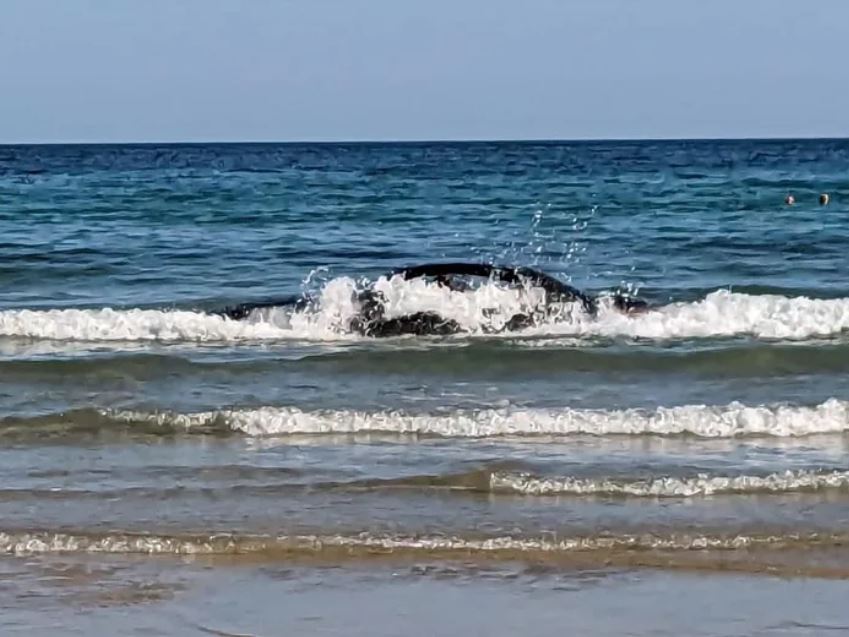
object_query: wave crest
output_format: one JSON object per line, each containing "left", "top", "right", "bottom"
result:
{"left": 3, "top": 280, "right": 849, "bottom": 342}
{"left": 103, "top": 398, "right": 849, "bottom": 439}
{"left": 490, "top": 469, "right": 849, "bottom": 497}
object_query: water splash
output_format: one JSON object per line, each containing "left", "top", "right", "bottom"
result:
{"left": 3, "top": 276, "right": 849, "bottom": 342}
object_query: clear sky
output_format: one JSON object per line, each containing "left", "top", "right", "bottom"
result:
{"left": 1, "top": 0, "right": 846, "bottom": 143}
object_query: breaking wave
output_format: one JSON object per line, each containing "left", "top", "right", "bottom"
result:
{"left": 100, "top": 398, "right": 849, "bottom": 438}
{"left": 490, "top": 469, "right": 849, "bottom": 497}
{"left": 3, "top": 276, "right": 849, "bottom": 343}
{"left": 0, "top": 466, "right": 845, "bottom": 499}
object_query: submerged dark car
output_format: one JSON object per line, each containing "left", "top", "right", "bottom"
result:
{"left": 217, "top": 263, "right": 649, "bottom": 336}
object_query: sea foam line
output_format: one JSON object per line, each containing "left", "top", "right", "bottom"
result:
{"left": 0, "top": 530, "right": 840, "bottom": 556}
{"left": 3, "top": 281, "right": 849, "bottom": 342}
{"left": 490, "top": 469, "right": 849, "bottom": 497}
{"left": 106, "top": 398, "right": 849, "bottom": 438}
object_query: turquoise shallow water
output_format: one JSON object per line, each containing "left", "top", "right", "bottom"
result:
{"left": 2, "top": 141, "right": 849, "bottom": 628}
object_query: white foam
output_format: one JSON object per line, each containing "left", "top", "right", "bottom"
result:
{"left": 108, "top": 398, "right": 849, "bottom": 438}
{"left": 0, "top": 277, "right": 364, "bottom": 342}
{"left": 0, "top": 307, "right": 293, "bottom": 342}
{"left": 0, "top": 530, "right": 833, "bottom": 556}
{"left": 368, "top": 274, "right": 552, "bottom": 332}
{"left": 559, "top": 290, "right": 849, "bottom": 341}
{"left": 4, "top": 277, "right": 849, "bottom": 342}
{"left": 491, "top": 469, "right": 849, "bottom": 497}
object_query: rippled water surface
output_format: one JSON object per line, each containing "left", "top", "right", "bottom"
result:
{"left": 2, "top": 140, "right": 849, "bottom": 634}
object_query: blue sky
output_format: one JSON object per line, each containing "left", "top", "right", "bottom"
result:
{"left": 1, "top": 0, "right": 846, "bottom": 143}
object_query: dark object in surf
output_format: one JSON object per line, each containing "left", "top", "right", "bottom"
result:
{"left": 215, "top": 263, "right": 649, "bottom": 337}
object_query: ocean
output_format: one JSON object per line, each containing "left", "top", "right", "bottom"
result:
{"left": 2, "top": 139, "right": 849, "bottom": 635}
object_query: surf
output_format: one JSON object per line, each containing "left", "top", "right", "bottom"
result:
{"left": 3, "top": 275, "right": 849, "bottom": 343}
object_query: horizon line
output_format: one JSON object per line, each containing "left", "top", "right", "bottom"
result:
{"left": 2, "top": 134, "right": 848, "bottom": 147}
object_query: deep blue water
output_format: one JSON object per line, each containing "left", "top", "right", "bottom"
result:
{"left": 2, "top": 139, "right": 848, "bottom": 310}
{"left": 2, "top": 140, "right": 849, "bottom": 576}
